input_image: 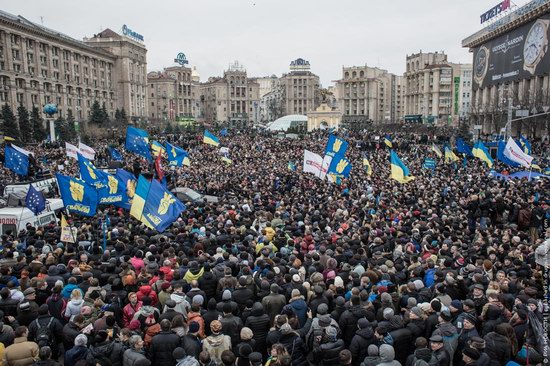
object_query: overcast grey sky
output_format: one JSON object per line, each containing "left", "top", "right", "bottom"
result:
{"left": 3, "top": 0, "right": 530, "bottom": 86}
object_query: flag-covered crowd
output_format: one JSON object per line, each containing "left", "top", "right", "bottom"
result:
{"left": 0, "top": 126, "right": 548, "bottom": 366}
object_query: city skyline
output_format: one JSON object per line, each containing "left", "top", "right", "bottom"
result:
{"left": 1, "top": 0, "right": 530, "bottom": 86}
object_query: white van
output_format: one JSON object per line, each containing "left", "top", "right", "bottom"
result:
{"left": 0, "top": 198, "right": 64, "bottom": 235}
{"left": 3, "top": 178, "right": 58, "bottom": 198}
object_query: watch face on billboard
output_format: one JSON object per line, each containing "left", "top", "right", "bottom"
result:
{"left": 472, "top": 14, "right": 550, "bottom": 89}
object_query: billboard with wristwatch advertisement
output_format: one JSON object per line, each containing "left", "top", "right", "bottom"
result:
{"left": 472, "top": 13, "right": 550, "bottom": 90}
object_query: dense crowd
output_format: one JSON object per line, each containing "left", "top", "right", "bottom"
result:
{"left": 0, "top": 129, "right": 548, "bottom": 366}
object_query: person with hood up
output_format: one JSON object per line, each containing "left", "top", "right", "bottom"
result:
{"left": 217, "top": 289, "right": 238, "bottom": 316}
{"left": 202, "top": 320, "right": 232, "bottom": 365}
{"left": 183, "top": 261, "right": 204, "bottom": 283}
{"left": 64, "top": 334, "right": 89, "bottom": 366}
{"left": 61, "top": 278, "right": 83, "bottom": 299}
{"left": 349, "top": 318, "right": 375, "bottom": 365}
{"left": 377, "top": 344, "right": 402, "bottom": 366}
{"left": 168, "top": 283, "right": 189, "bottom": 320}
{"left": 262, "top": 284, "right": 286, "bottom": 323}
{"left": 360, "top": 344, "right": 381, "bottom": 366}
{"left": 86, "top": 330, "right": 124, "bottom": 366}
{"left": 483, "top": 323, "right": 511, "bottom": 366}
{"left": 287, "top": 289, "right": 308, "bottom": 328}
{"left": 136, "top": 285, "right": 158, "bottom": 306}
{"left": 244, "top": 302, "right": 270, "bottom": 356}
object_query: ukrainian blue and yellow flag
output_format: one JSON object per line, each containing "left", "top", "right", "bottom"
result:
{"left": 130, "top": 175, "right": 155, "bottom": 229}
{"left": 56, "top": 173, "right": 99, "bottom": 217}
{"left": 78, "top": 153, "right": 107, "bottom": 189}
{"left": 114, "top": 169, "right": 137, "bottom": 210}
{"left": 142, "top": 178, "right": 186, "bottom": 232}
{"left": 327, "top": 155, "right": 352, "bottom": 178}
{"left": 432, "top": 144, "right": 442, "bottom": 158}
{"left": 519, "top": 135, "right": 531, "bottom": 155}
{"left": 203, "top": 130, "right": 220, "bottom": 147}
{"left": 324, "top": 134, "right": 348, "bottom": 159}
{"left": 390, "top": 150, "right": 414, "bottom": 183}
{"left": 444, "top": 146, "right": 460, "bottom": 163}
{"left": 472, "top": 141, "right": 494, "bottom": 168}
{"left": 165, "top": 142, "right": 190, "bottom": 167}
{"left": 151, "top": 141, "right": 166, "bottom": 158}
{"left": 125, "top": 126, "right": 152, "bottom": 161}
{"left": 221, "top": 156, "right": 233, "bottom": 165}
{"left": 288, "top": 161, "right": 296, "bottom": 171}
{"left": 384, "top": 135, "right": 393, "bottom": 148}
{"left": 363, "top": 155, "right": 372, "bottom": 176}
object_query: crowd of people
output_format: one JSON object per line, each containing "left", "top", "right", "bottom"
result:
{"left": 0, "top": 128, "right": 548, "bottom": 366}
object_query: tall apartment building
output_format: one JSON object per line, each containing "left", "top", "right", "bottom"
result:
{"left": 456, "top": 64, "right": 472, "bottom": 121}
{"left": 85, "top": 28, "right": 147, "bottom": 120}
{"left": 199, "top": 61, "right": 260, "bottom": 126}
{"left": 334, "top": 65, "right": 405, "bottom": 127}
{"left": 278, "top": 58, "right": 320, "bottom": 116}
{"left": 405, "top": 51, "right": 460, "bottom": 124}
{"left": 147, "top": 65, "right": 199, "bottom": 122}
{"left": 0, "top": 10, "right": 117, "bottom": 121}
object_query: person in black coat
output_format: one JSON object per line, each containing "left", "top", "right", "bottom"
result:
{"left": 330, "top": 297, "right": 346, "bottom": 323}
{"left": 244, "top": 302, "right": 270, "bottom": 356}
{"left": 45, "top": 286, "right": 66, "bottom": 324}
{"left": 232, "top": 277, "right": 254, "bottom": 314}
{"left": 220, "top": 302, "right": 243, "bottom": 348}
{"left": 28, "top": 305, "right": 64, "bottom": 358}
{"left": 278, "top": 324, "right": 308, "bottom": 366}
{"left": 149, "top": 320, "right": 182, "bottom": 366}
{"left": 406, "top": 307, "right": 426, "bottom": 342}
{"left": 349, "top": 319, "right": 375, "bottom": 366}
{"left": 181, "top": 321, "right": 202, "bottom": 359}
{"left": 312, "top": 326, "right": 345, "bottom": 366}
{"left": 309, "top": 286, "right": 329, "bottom": 318}
{"left": 203, "top": 298, "right": 221, "bottom": 337}
{"left": 483, "top": 324, "right": 511, "bottom": 366}
{"left": 198, "top": 264, "right": 218, "bottom": 301}
{"left": 388, "top": 316, "right": 412, "bottom": 365}
{"left": 62, "top": 315, "right": 85, "bottom": 351}
{"left": 338, "top": 295, "right": 368, "bottom": 347}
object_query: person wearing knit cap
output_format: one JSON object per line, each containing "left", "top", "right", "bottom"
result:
{"left": 65, "top": 334, "right": 89, "bottom": 366}
{"left": 361, "top": 344, "right": 380, "bottom": 366}
{"left": 349, "top": 318, "right": 373, "bottom": 364}
{"left": 180, "top": 321, "right": 202, "bottom": 359}
{"left": 462, "top": 347, "right": 480, "bottom": 365}
{"left": 430, "top": 309, "right": 458, "bottom": 365}
{"left": 406, "top": 297, "right": 417, "bottom": 309}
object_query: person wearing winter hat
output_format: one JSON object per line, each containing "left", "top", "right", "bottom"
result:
{"left": 462, "top": 347, "right": 480, "bottom": 365}
{"left": 349, "top": 318, "right": 374, "bottom": 364}
{"left": 64, "top": 334, "right": 89, "bottom": 366}
{"left": 203, "top": 320, "right": 231, "bottom": 365}
{"left": 360, "top": 344, "right": 381, "bottom": 366}
{"left": 377, "top": 344, "right": 401, "bottom": 366}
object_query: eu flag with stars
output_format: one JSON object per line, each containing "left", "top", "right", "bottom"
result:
{"left": 108, "top": 147, "right": 123, "bottom": 161}
{"left": 25, "top": 185, "right": 46, "bottom": 215}
{"left": 142, "top": 178, "right": 186, "bottom": 232}
{"left": 125, "top": 126, "right": 152, "bottom": 161}
{"left": 5, "top": 145, "right": 29, "bottom": 176}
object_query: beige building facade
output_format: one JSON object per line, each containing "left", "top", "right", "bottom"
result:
{"left": 0, "top": 10, "right": 117, "bottom": 121}
{"left": 307, "top": 103, "right": 342, "bottom": 132}
{"left": 335, "top": 65, "right": 405, "bottom": 128}
{"left": 147, "top": 66, "right": 199, "bottom": 122}
{"left": 85, "top": 28, "right": 147, "bottom": 120}
{"left": 279, "top": 58, "right": 320, "bottom": 116}
{"left": 199, "top": 62, "right": 260, "bottom": 126}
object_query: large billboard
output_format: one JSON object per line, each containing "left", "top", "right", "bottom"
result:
{"left": 472, "top": 13, "right": 550, "bottom": 90}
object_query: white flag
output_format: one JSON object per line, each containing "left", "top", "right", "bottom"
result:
{"left": 65, "top": 142, "right": 79, "bottom": 159}
{"left": 320, "top": 155, "right": 332, "bottom": 180}
{"left": 303, "top": 150, "right": 323, "bottom": 177}
{"left": 504, "top": 137, "right": 533, "bottom": 168}
{"left": 12, "top": 144, "right": 33, "bottom": 156}
{"left": 78, "top": 142, "right": 95, "bottom": 160}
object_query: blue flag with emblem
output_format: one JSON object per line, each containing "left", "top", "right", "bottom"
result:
{"left": 25, "top": 185, "right": 46, "bottom": 215}
{"left": 4, "top": 145, "right": 29, "bottom": 176}
{"left": 56, "top": 173, "right": 98, "bottom": 217}
{"left": 324, "top": 134, "right": 349, "bottom": 159}
{"left": 422, "top": 158, "right": 436, "bottom": 170}
{"left": 519, "top": 135, "right": 531, "bottom": 155}
{"left": 108, "top": 146, "right": 123, "bottom": 161}
{"left": 165, "top": 142, "right": 190, "bottom": 167}
{"left": 78, "top": 153, "right": 107, "bottom": 189}
{"left": 142, "top": 178, "right": 186, "bottom": 232}
{"left": 97, "top": 171, "right": 125, "bottom": 205}
{"left": 114, "top": 169, "right": 137, "bottom": 210}
{"left": 220, "top": 128, "right": 228, "bottom": 137}
{"left": 125, "top": 126, "right": 152, "bottom": 161}
{"left": 456, "top": 138, "right": 474, "bottom": 157}
{"left": 327, "top": 155, "right": 352, "bottom": 178}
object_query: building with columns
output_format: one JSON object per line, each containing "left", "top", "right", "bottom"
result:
{"left": 278, "top": 58, "right": 321, "bottom": 116}
{"left": 199, "top": 61, "right": 260, "bottom": 127}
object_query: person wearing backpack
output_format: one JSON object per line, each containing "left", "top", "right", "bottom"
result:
{"left": 27, "top": 305, "right": 63, "bottom": 359}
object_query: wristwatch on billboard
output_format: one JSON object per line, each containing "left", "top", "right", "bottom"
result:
{"left": 523, "top": 19, "right": 549, "bottom": 74}
{"left": 474, "top": 46, "right": 490, "bottom": 87}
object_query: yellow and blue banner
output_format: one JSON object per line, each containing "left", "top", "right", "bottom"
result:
{"left": 56, "top": 173, "right": 98, "bottom": 216}
{"left": 114, "top": 169, "right": 137, "bottom": 210}
{"left": 125, "top": 126, "right": 152, "bottom": 161}
{"left": 288, "top": 161, "right": 296, "bottom": 171}
{"left": 432, "top": 144, "right": 442, "bottom": 158}
{"left": 422, "top": 158, "right": 436, "bottom": 170}
{"left": 151, "top": 141, "right": 166, "bottom": 158}
{"left": 165, "top": 142, "right": 190, "bottom": 167}
{"left": 221, "top": 156, "right": 233, "bottom": 165}
{"left": 384, "top": 135, "right": 393, "bottom": 148}
{"left": 473, "top": 141, "right": 494, "bottom": 168}
{"left": 327, "top": 156, "right": 352, "bottom": 178}
{"left": 4, "top": 145, "right": 29, "bottom": 176}
{"left": 78, "top": 153, "right": 107, "bottom": 189}
{"left": 444, "top": 146, "right": 460, "bottom": 163}
{"left": 363, "top": 155, "right": 372, "bottom": 176}
{"left": 130, "top": 175, "right": 155, "bottom": 229}
{"left": 142, "top": 178, "right": 186, "bottom": 232}
{"left": 519, "top": 135, "right": 531, "bottom": 155}
{"left": 390, "top": 150, "right": 414, "bottom": 183}
{"left": 324, "top": 134, "right": 348, "bottom": 159}
{"left": 203, "top": 130, "right": 220, "bottom": 146}
{"left": 97, "top": 172, "right": 125, "bottom": 205}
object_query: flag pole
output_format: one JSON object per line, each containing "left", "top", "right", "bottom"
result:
{"left": 528, "top": 164, "right": 533, "bottom": 181}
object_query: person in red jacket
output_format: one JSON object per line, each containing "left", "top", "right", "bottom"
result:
{"left": 136, "top": 285, "right": 158, "bottom": 306}
{"left": 123, "top": 292, "right": 142, "bottom": 327}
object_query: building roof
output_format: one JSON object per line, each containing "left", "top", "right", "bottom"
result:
{"left": 423, "top": 63, "right": 452, "bottom": 70}
{"left": 267, "top": 115, "right": 308, "bottom": 131}
{"left": 95, "top": 28, "right": 121, "bottom": 39}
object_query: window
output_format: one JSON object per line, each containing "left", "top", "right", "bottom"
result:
{"left": 12, "top": 49, "right": 20, "bottom": 60}
{"left": 151, "top": 102, "right": 154, "bottom": 106}
{"left": 10, "top": 34, "right": 19, "bottom": 45}
{"left": 14, "top": 63, "right": 21, "bottom": 73}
